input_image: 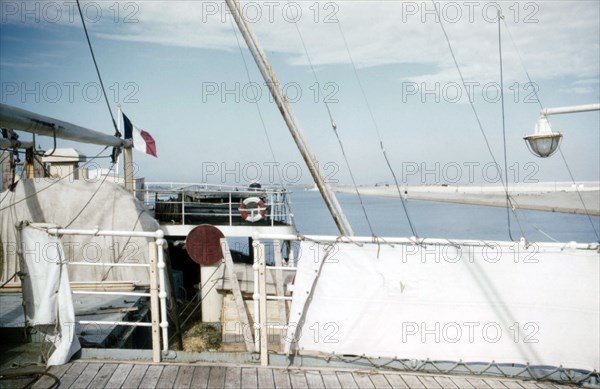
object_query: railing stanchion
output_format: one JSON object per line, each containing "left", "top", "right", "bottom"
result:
{"left": 252, "top": 241, "right": 261, "bottom": 353}
{"left": 148, "top": 241, "right": 161, "bottom": 362}
{"left": 156, "top": 236, "right": 169, "bottom": 354}
{"left": 181, "top": 194, "right": 185, "bottom": 224}
{"left": 257, "top": 241, "right": 269, "bottom": 366}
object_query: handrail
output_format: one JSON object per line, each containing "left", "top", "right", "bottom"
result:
{"left": 44, "top": 227, "right": 169, "bottom": 362}
{"left": 144, "top": 181, "right": 288, "bottom": 193}
{"left": 141, "top": 185, "right": 293, "bottom": 227}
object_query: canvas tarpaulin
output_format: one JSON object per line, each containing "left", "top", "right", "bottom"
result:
{"left": 20, "top": 224, "right": 80, "bottom": 365}
{"left": 0, "top": 179, "right": 160, "bottom": 286}
{"left": 286, "top": 240, "right": 599, "bottom": 371}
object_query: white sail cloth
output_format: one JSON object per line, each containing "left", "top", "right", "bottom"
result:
{"left": 286, "top": 240, "right": 599, "bottom": 372}
{"left": 20, "top": 225, "right": 80, "bottom": 365}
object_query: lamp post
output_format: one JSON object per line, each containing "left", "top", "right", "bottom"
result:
{"left": 524, "top": 103, "right": 600, "bottom": 158}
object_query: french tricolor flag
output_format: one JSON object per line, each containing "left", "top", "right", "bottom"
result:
{"left": 123, "top": 113, "right": 157, "bottom": 157}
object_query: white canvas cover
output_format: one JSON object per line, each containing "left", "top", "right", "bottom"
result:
{"left": 0, "top": 179, "right": 160, "bottom": 286}
{"left": 20, "top": 225, "right": 80, "bottom": 365}
{"left": 286, "top": 240, "right": 599, "bottom": 371}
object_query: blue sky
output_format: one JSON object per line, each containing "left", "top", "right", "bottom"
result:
{"left": 1, "top": 0, "right": 598, "bottom": 186}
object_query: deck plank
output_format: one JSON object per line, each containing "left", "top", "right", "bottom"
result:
{"left": 23, "top": 360, "right": 582, "bottom": 389}
{"left": 466, "top": 377, "right": 492, "bottom": 388}
{"left": 435, "top": 375, "right": 460, "bottom": 388}
{"left": 121, "top": 364, "right": 149, "bottom": 389}
{"left": 105, "top": 363, "right": 134, "bottom": 388}
{"left": 383, "top": 374, "right": 410, "bottom": 389}
{"left": 485, "top": 378, "right": 516, "bottom": 388}
{"left": 241, "top": 367, "right": 258, "bottom": 389}
{"left": 351, "top": 372, "right": 375, "bottom": 389}
{"left": 500, "top": 379, "right": 526, "bottom": 389}
{"left": 191, "top": 366, "right": 211, "bottom": 389}
{"left": 305, "top": 370, "right": 326, "bottom": 389}
{"left": 534, "top": 382, "right": 560, "bottom": 389}
{"left": 86, "top": 363, "right": 118, "bottom": 388}
{"left": 319, "top": 371, "right": 342, "bottom": 389}
{"left": 156, "top": 365, "right": 179, "bottom": 389}
{"left": 272, "top": 368, "right": 292, "bottom": 389}
{"left": 207, "top": 366, "right": 226, "bottom": 389}
{"left": 288, "top": 370, "right": 309, "bottom": 389}
{"left": 174, "top": 365, "right": 195, "bottom": 389}
{"left": 401, "top": 374, "right": 426, "bottom": 389}
{"left": 522, "top": 383, "right": 539, "bottom": 389}
{"left": 419, "top": 375, "right": 444, "bottom": 388}
{"left": 57, "top": 362, "right": 88, "bottom": 388}
{"left": 72, "top": 362, "right": 102, "bottom": 388}
{"left": 31, "top": 364, "right": 71, "bottom": 389}
{"left": 449, "top": 376, "right": 477, "bottom": 389}
{"left": 224, "top": 367, "right": 242, "bottom": 389}
{"left": 139, "top": 365, "right": 164, "bottom": 389}
{"left": 369, "top": 373, "right": 392, "bottom": 389}
{"left": 335, "top": 372, "right": 358, "bottom": 389}
{"left": 257, "top": 367, "right": 275, "bottom": 388}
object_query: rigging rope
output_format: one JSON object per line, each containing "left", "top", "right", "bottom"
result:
{"left": 501, "top": 17, "right": 599, "bottom": 242}
{"left": 75, "top": 0, "right": 120, "bottom": 138}
{"left": 228, "top": 18, "right": 298, "bottom": 233}
{"left": 497, "top": 11, "right": 515, "bottom": 241}
{"left": 335, "top": 19, "right": 418, "bottom": 238}
{"left": 229, "top": 20, "right": 282, "bottom": 185}
{"left": 290, "top": 6, "right": 375, "bottom": 237}
{"left": 63, "top": 162, "right": 116, "bottom": 228}
{"left": 557, "top": 148, "right": 599, "bottom": 241}
{"left": 433, "top": 1, "right": 526, "bottom": 241}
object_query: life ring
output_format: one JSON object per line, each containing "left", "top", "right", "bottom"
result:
{"left": 239, "top": 197, "right": 266, "bottom": 222}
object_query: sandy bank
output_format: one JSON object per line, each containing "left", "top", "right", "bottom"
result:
{"left": 334, "top": 182, "right": 600, "bottom": 216}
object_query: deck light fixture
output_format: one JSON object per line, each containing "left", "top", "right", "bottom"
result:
{"left": 524, "top": 103, "right": 600, "bottom": 158}
{"left": 524, "top": 116, "right": 562, "bottom": 158}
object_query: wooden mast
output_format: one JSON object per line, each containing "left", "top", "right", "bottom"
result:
{"left": 224, "top": 0, "right": 354, "bottom": 236}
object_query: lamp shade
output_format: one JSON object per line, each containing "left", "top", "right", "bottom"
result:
{"left": 523, "top": 133, "right": 562, "bottom": 158}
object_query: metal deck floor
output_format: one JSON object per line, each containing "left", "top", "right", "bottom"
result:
{"left": 0, "top": 361, "right": 578, "bottom": 389}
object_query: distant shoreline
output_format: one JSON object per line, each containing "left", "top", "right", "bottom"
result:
{"left": 333, "top": 182, "right": 600, "bottom": 216}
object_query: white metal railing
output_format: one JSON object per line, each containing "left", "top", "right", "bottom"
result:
{"left": 140, "top": 182, "right": 293, "bottom": 227}
{"left": 246, "top": 233, "right": 599, "bottom": 366}
{"left": 249, "top": 239, "right": 298, "bottom": 366}
{"left": 46, "top": 227, "right": 169, "bottom": 362}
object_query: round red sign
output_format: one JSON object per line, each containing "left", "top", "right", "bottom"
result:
{"left": 185, "top": 224, "right": 225, "bottom": 266}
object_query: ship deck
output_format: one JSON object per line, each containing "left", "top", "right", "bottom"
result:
{"left": 2, "top": 360, "right": 578, "bottom": 389}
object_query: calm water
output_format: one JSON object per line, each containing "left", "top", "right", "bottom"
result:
{"left": 290, "top": 191, "right": 600, "bottom": 243}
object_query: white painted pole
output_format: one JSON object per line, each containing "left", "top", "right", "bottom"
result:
{"left": 156, "top": 238, "right": 169, "bottom": 353}
{"left": 257, "top": 241, "right": 269, "bottom": 366}
{"left": 149, "top": 241, "right": 162, "bottom": 362}
{"left": 252, "top": 240, "right": 261, "bottom": 353}
{"left": 541, "top": 103, "right": 600, "bottom": 117}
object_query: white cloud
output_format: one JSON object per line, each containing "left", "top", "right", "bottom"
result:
{"left": 3, "top": 0, "right": 598, "bottom": 86}
{"left": 87, "top": 0, "right": 600, "bottom": 87}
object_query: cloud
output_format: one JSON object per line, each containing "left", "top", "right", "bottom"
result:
{"left": 5, "top": 1, "right": 596, "bottom": 86}
{"left": 83, "top": 1, "right": 599, "bottom": 86}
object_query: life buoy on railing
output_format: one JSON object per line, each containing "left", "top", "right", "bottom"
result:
{"left": 239, "top": 197, "right": 266, "bottom": 222}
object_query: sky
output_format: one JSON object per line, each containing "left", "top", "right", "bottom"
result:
{"left": 1, "top": 0, "right": 599, "bottom": 187}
